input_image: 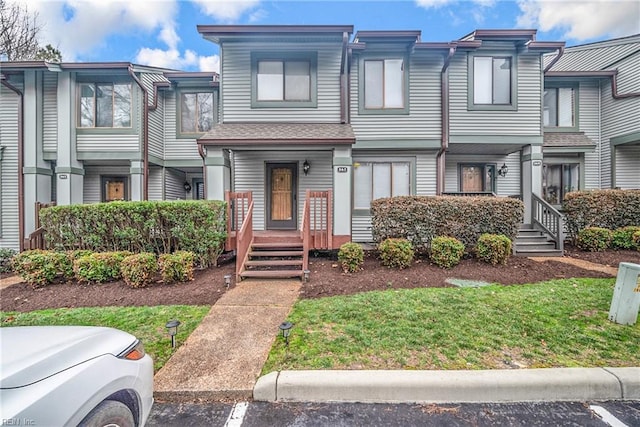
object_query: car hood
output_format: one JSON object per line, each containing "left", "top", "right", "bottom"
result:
{"left": 0, "top": 326, "right": 137, "bottom": 388}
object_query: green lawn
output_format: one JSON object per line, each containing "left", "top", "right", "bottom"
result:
{"left": 263, "top": 278, "right": 640, "bottom": 373}
{"left": 1, "top": 305, "right": 210, "bottom": 372}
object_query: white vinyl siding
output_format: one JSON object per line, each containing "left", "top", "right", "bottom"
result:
{"left": 450, "top": 54, "right": 541, "bottom": 135}
{"left": 351, "top": 53, "right": 442, "bottom": 140}
{"left": 0, "top": 83, "right": 21, "bottom": 248}
{"left": 232, "top": 151, "right": 333, "bottom": 230}
{"left": 615, "top": 146, "right": 640, "bottom": 189}
{"left": 221, "top": 42, "right": 341, "bottom": 122}
{"left": 444, "top": 153, "right": 521, "bottom": 197}
{"left": 43, "top": 72, "right": 58, "bottom": 153}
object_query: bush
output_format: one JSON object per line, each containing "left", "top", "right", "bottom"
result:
{"left": 576, "top": 227, "right": 612, "bottom": 252}
{"left": 121, "top": 253, "right": 158, "bottom": 288}
{"left": 40, "top": 200, "right": 226, "bottom": 268}
{"left": 476, "top": 234, "right": 512, "bottom": 265}
{"left": 159, "top": 251, "right": 195, "bottom": 283}
{"left": 430, "top": 236, "right": 464, "bottom": 269}
{"left": 337, "top": 242, "right": 364, "bottom": 273}
{"left": 371, "top": 196, "right": 523, "bottom": 252}
{"left": 12, "top": 250, "right": 68, "bottom": 288}
{"left": 633, "top": 231, "right": 640, "bottom": 251}
{"left": 59, "top": 250, "right": 94, "bottom": 279}
{"left": 611, "top": 226, "right": 640, "bottom": 250}
{"left": 563, "top": 190, "right": 640, "bottom": 242}
{"left": 0, "top": 248, "right": 16, "bottom": 274}
{"left": 378, "top": 238, "right": 414, "bottom": 269}
{"left": 73, "top": 251, "right": 132, "bottom": 283}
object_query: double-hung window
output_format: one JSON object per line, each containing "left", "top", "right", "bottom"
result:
{"left": 79, "top": 83, "right": 131, "bottom": 128}
{"left": 471, "top": 55, "right": 515, "bottom": 109}
{"left": 252, "top": 53, "right": 317, "bottom": 107}
{"left": 544, "top": 87, "right": 576, "bottom": 128}
{"left": 354, "top": 161, "right": 411, "bottom": 210}
{"left": 180, "top": 92, "right": 214, "bottom": 133}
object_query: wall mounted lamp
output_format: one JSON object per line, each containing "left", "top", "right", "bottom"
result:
{"left": 183, "top": 181, "right": 192, "bottom": 192}
{"left": 498, "top": 163, "right": 509, "bottom": 178}
{"left": 303, "top": 160, "right": 310, "bottom": 175}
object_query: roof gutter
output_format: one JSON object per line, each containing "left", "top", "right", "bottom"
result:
{"left": 128, "top": 66, "right": 149, "bottom": 200}
{"left": 543, "top": 45, "right": 565, "bottom": 73}
{"left": 1, "top": 74, "right": 25, "bottom": 251}
{"left": 340, "top": 31, "right": 349, "bottom": 124}
{"left": 611, "top": 69, "right": 640, "bottom": 99}
{"left": 437, "top": 43, "right": 457, "bottom": 195}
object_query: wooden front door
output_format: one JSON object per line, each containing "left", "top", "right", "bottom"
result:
{"left": 102, "top": 177, "right": 128, "bottom": 202}
{"left": 266, "top": 163, "right": 297, "bottom": 229}
{"left": 460, "top": 166, "right": 483, "bottom": 192}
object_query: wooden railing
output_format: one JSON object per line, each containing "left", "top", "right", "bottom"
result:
{"left": 235, "top": 199, "right": 254, "bottom": 280}
{"left": 532, "top": 193, "right": 564, "bottom": 254}
{"left": 23, "top": 201, "right": 56, "bottom": 251}
{"left": 225, "top": 191, "right": 252, "bottom": 251}
{"left": 303, "top": 190, "right": 333, "bottom": 250}
{"left": 301, "top": 194, "right": 311, "bottom": 271}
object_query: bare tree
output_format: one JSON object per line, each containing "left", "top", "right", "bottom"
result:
{"left": 0, "top": 0, "right": 41, "bottom": 60}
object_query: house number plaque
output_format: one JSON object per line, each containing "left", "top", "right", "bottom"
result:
{"left": 337, "top": 167, "right": 348, "bottom": 173}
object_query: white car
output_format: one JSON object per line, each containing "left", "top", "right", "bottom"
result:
{"left": 0, "top": 326, "right": 154, "bottom": 427}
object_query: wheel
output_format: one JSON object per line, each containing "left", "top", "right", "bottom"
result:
{"left": 78, "top": 400, "right": 135, "bottom": 427}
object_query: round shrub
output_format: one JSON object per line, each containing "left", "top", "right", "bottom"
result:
{"left": 159, "top": 251, "right": 195, "bottom": 283}
{"left": 430, "top": 236, "right": 464, "bottom": 269}
{"left": 576, "top": 227, "right": 612, "bottom": 252}
{"left": 73, "top": 251, "right": 132, "bottom": 283}
{"left": 476, "top": 233, "right": 512, "bottom": 265}
{"left": 378, "top": 238, "right": 414, "bottom": 269}
{"left": 12, "top": 250, "right": 68, "bottom": 288}
{"left": 121, "top": 253, "right": 158, "bottom": 288}
{"left": 611, "top": 226, "right": 640, "bottom": 250}
{"left": 0, "top": 248, "right": 16, "bottom": 274}
{"left": 338, "top": 242, "right": 364, "bottom": 273}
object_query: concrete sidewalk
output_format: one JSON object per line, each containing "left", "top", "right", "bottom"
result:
{"left": 153, "top": 279, "right": 300, "bottom": 402}
{"left": 254, "top": 367, "right": 640, "bottom": 403}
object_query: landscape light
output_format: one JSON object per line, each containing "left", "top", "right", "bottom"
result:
{"left": 279, "top": 321, "right": 293, "bottom": 346}
{"left": 165, "top": 319, "right": 181, "bottom": 348}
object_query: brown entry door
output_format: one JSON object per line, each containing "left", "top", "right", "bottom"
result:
{"left": 461, "top": 166, "right": 484, "bottom": 192}
{"left": 103, "top": 177, "right": 128, "bottom": 202}
{"left": 266, "top": 163, "right": 297, "bottom": 229}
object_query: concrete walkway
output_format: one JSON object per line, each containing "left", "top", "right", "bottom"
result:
{"left": 0, "top": 275, "right": 23, "bottom": 290}
{"left": 153, "top": 279, "right": 301, "bottom": 403}
{"left": 529, "top": 256, "right": 619, "bottom": 276}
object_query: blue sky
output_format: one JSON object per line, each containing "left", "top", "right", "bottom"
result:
{"left": 22, "top": 0, "right": 640, "bottom": 71}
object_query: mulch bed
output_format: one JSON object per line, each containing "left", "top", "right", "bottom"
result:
{"left": 2, "top": 247, "right": 638, "bottom": 313}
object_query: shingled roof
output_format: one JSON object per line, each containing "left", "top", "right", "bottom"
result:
{"left": 198, "top": 123, "right": 355, "bottom": 146}
{"left": 543, "top": 132, "right": 596, "bottom": 149}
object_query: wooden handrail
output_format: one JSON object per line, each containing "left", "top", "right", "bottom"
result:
{"left": 24, "top": 227, "right": 45, "bottom": 250}
{"left": 225, "top": 191, "right": 252, "bottom": 251}
{"left": 235, "top": 200, "right": 254, "bottom": 281}
{"left": 301, "top": 191, "right": 311, "bottom": 271}
{"left": 532, "top": 193, "right": 564, "bottom": 254}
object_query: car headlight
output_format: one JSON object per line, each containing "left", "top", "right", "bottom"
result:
{"left": 117, "top": 339, "right": 146, "bottom": 361}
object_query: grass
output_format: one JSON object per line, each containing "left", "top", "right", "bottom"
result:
{"left": 263, "top": 278, "right": 640, "bottom": 373}
{"left": 1, "top": 305, "right": 210, "bottom": 372}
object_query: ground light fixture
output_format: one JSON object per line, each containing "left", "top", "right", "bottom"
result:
{"left": 165, "top": 319, "right": 181, "bottom": 348}
{"left": 279, "top": 321, "right": 293, "bottom": 346}
{"left": 303, "top": 160, "right": 310, "bottom": 175}
{"left": 303, "top": 269, "right": 310, "bottom": 282}
{"left": 498, "top": 163, "right": 509, "bottom": 177}
{"left": 224, "top": 274, "right": 232, "bottom": 290}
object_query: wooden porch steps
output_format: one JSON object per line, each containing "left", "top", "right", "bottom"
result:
{"left": 514, "top": 224, "right": 563, "bottom": 257}
{"left": 239, "top": 232, "right": 305, "bottom": 280}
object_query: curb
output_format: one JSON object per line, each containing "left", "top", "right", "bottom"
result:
{"left": 254, "top": 368, "right": 640, "bottom": 403}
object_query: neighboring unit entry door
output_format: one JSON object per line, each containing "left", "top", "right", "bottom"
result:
{"left": 266, "top": 163, "right": 297, "bottom": 229}
{"left": 103, "top": 177, "right": 127, "bottom": 202}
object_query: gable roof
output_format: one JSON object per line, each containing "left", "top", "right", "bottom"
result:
{"left": 545, "top": 34, "right": 640, "bottom": 71}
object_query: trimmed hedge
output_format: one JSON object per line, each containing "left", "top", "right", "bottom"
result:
{"left": 73, "top": 251, "right": 132, "bottom": 283}
{"left": 378, "top": 238, "right": 414, "bottom": 269}
{"left": 40, "top": 200, "right": 226, "bottom": 267}
{"left": 576, "top": 227, "right": 612, "bottom": 252}
{"left": 338, "top": 242, "right": 364, "bottom": 273}
{"left": 429, "top": 236, "right": 465, "bottom": 269}
{"left": 12, "top": 250, "right": 68, "bottom": 288}
{"left": 371, "top": 196, "right": 523, "bottom": 252}
{"left": 612, "top": 226, "right": 640, "bottom": 250}
{"left": 563, "top": 190, "right": 640, "bottom": 241}
{"left": 121, "top": 253, "right": 158, "bottom": 288}
{"left": 476, "top": 234, "right": 512, "bottom": 265}
{"left": 0, "top": 248, "right": 16, "bottom": 274}
{"left": 159, "top": 251, "right": 195, "bottom": 283}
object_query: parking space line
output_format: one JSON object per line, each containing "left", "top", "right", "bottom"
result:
{"left": 589, "top": 405, "right": 629, "bottom": 427}
{"left": 224, "top": 401, "right": 249, "bottom": 427}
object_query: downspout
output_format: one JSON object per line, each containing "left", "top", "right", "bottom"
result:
{"left": 340, "top": 31, "right": 349, "bottom": 124}
{"left": 128, "top": 66, "right": 149, "bottom": 200}
{"left": 611, "top": 70, "right": 640, "bottom": 99}
{"left": 1, "top": 75, "right": 25, "bottom": 251}
{"left": 543, "top": 46, "right": 564, "bottom": 73}
{"left": 436, "top": 44, "right": 456, "bottom": 195}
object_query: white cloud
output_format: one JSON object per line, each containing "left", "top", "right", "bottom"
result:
{"left": 192, "top": 0, "right": 261, "bottom": 22}
{"left": 517, "top": 0, "right": 640, "bottom": 41}
{"left": 199, "top": 54, "right": 220, "bottom": 72}
{"left": 416, "top": 0, "right": 496, "bottom": 24}
{"left": 416, "top": 0, "right": 495, "bottom": 9}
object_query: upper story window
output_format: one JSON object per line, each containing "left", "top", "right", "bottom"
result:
{"left": 181, "top": 92, "right": 214, "bottom": 133}
{"left": 354, "top": 161, "right": 411, "bottom": 210}
{"left": 469, "top": 54, "right": 517, "bottom": 111}
{"left": 359, "top": 54, "right": 409, "bottom": 115}
{"left": 251, "top": 52, "right": 317, "bottom": 108}
{"left": 79, "top": 83, "right": 131, "bottom": 128}
{"left": 544, "top": 87, "right": 575, "bottom": 128}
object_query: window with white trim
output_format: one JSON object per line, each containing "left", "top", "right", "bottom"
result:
{"left": 79, "top": 83, "right": 131, "bottom": 128}
{"left": 354, "top": 161, "right": 410, "bottom": 209}
{"left": 473, "top": 56, "right": 512, "bottom": 105}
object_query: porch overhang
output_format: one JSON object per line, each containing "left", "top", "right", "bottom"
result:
{"left": 197, "top": 123, "right": 356, "bottom": 148}
{"left": 447, "top": 135, "right": 543, "bottom": 155}
{"left": 543, "top": 132, "right": 596, "bottom": 153}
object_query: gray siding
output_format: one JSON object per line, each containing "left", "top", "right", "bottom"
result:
{"left": 233, "top": 150, "right": 333, "bottom": 230}
{"left": 615, "top": 146, "right": 640, "bottom": 189}
{"left": 164, "top": 91, "right": 201, "bottom": 159}
{"left": 350, "top": 53, "right": 443, "bottom": 140}
{"left": 221, "top": 42, "right": 342, "bottom": 123}
{"left": 76, "top": 134, "right": 140, "bottom": 152}
{"left": 0, "top": 83, "right": 21, "bottom": 249}
{"left": 449, "top": 53, "right": 542, "bottom": 136}
{"left": 165, "top": 168, "right": 187, "bottom": 200}
{"left": 148, "top": 166, "right": 163, "bottom": 200}
{"left": 83, "top": 166, "right": 130, "bottom": 203}
{"left": 578, "top": 82, "right": 602, "bottom": 190}
{"left": 351, "top": 150, "right": 437, "bottom": 242}
{"left": 43, "top": 72, "right": 58, "bottom": 153}
{"left": 142, "top": 73, "right": 169, "bottom": 160}
{"left": 444, "top": 153, "right": 521, "bottom": 196}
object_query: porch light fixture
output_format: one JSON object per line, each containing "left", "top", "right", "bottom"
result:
{"left": 224, "top": 274, "right": 232, "bottom": 290}
{"left": 303, "top": 269, "right": 310, "bottom": 283}
{"left": 183, "top": 181, "right": 192, "bottom": 192}
{"left": 165, "top": 319, "right": 181, "bottom": 348}
{"left": 303, "top": 160, "right": 310, "bottom": 175}
{"left": 498, "top": 163, "right": 509, "bottom": 178}
{"left": 279, "top": 321, "right": 293, "bottom": 346}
